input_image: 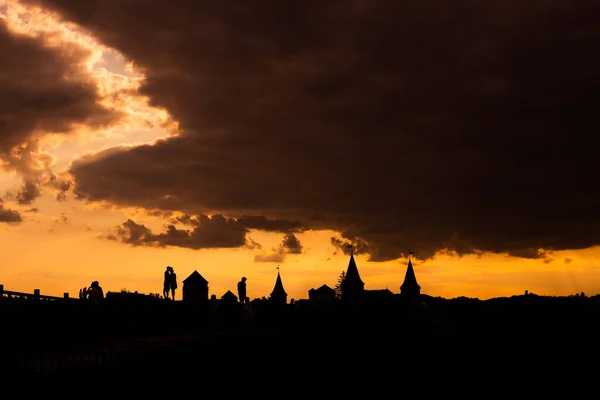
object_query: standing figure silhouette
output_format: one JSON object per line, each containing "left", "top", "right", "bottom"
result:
{"left": 163, "top": 267, "right": 172, "bottom": 299}
{"left": 237, "top": 277, "right": 247, "bottom": 303}
{"left": 169, "top": 267, "right": 178, "bottom": 300}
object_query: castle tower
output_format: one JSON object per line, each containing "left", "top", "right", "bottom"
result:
{"left": 400, "top": 250, "right": 421, "bottom": 299}
{"left": 270, "top": 266, "right": 288, "bottom": 305}
{"left": 341, "top": 246, "right": 365, "bottom": 302}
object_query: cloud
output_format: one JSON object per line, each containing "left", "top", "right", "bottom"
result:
{"left": 0, "top": 199, "right": 23, "bottom": 224}
{"left": 245, "top": 237, "right": 262, "bottom": 250}
{"left": 107, "top": 215, "right": 249, "bottom": 249}
{"left": 254, "top": 232, "right": 304, "bottom": 263}
{"left": 236, "top": 216, "right": 304, "bottom": 234}
{"left": 0, "top": 18, "right": 119, "bottom": 204}
{"left": 171, "top": 213, "right": 304, "bottom": 233}
{"left": 254, "top": 250, "right": 286, "bottom": 264}
{"left": 25, "top": 0, "right": 600, "bottom": 261}
{"left": 47, "top": 211, "right": 69, "bottom": 232}
{"left": 330, "top": 235, "right": 371, "bottom": 257}
{"left": 282, "top": 232, "right": 304, "bottom": 254}
{"left": 106, "top": 213, "right": 305, "bottom": 253}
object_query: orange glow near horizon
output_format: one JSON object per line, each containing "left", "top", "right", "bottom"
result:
{"left": 2, "top": 203, "right": 600, "bottom": 302}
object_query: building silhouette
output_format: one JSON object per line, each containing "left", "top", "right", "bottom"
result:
{"left": 308, "top": 284, "right": 336, "bottom": 311}
{"left": 270, "top": 268, "right": 288, "bottom": 305}
{"left": 400, "top": 256, "right": 421, "bottom": 299}
{"left": 221, "top": 290, "right": 238, "bottom": 304}
{"left": 182, "top": 270, "right": 209, "bottom": 304}
{"left": 308, "top": 284, "right": 336, "bottom": 302}
{"left": 364, "top": 288, "right": 394, "bottom": 307}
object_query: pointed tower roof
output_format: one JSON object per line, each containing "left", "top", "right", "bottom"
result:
{"left": 345, "top": 253, "right": 364, "bottom": 286}
{"left": 183, "top": 270, "right": 208, "bottom": 284}
{"left": 270, "top": 269, "right": 287, "bottom": 297}
{"left": 401, "top": 258, "right": 420, "bottom": 291}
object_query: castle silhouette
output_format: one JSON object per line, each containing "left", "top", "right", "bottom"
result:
{"left": 180, "top": 248, "right": 422, "bottom": 310}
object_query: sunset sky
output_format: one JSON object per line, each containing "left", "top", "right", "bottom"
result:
{"left": 1, "top": 0, "right": 600, "bottom": 301}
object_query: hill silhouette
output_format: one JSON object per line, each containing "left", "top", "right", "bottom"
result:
{"left": 3, "top": 290, "right": 599, "bottom": 389}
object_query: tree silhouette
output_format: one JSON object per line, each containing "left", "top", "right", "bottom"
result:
{"left": 334, "top": 270, "right": 346, "bottom": 300}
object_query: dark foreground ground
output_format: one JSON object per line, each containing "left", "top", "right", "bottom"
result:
{"left": 3, "top": 296, "right": 600, "bottom": 394}
{"left": 6, "top": 320, "right": 599, "bottom": 395}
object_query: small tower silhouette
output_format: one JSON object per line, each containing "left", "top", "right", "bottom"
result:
{"left": 341, "top": 245, "right": 365, "bottom": 303}
{"left": 270, "top": 266, "right": 288, "bottom": 305}
{"left": 400, "top": 250, "right": 421, "bottom": 299}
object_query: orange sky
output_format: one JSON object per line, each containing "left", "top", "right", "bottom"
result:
{"left": 1, "top": 0, "right": 599, "bottom": 301}
{"left": 2, "top": 174, "right": 598, "bottom": 301}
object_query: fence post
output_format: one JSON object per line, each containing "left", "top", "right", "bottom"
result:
{"left": 64, "top": 293, "right": 69, "bottom": 299}
{"left": 33, "top": 289, "right": 40, "bottom": 300}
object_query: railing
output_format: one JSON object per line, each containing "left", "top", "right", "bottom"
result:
{"left": 0, "top": 284, "right": 77, "bottom": 302}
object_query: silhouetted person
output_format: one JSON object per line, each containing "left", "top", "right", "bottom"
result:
{"left": 168, "top": 267, "right": 178, "bottom": 300}
{"left": 237, "top": 277, "right": 247, "bottom": 303}
{"left": 92, "top": 281, "right": 104, "bottom": 300}
{"left": 87, "top": 284, "right": 100, "bottom": 304}
{"left": 163, "top": 266, "right": 172, "bottom": 299}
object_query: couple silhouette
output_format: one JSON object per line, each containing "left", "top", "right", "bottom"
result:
{"left": 80, "top": 281, "right": 104, "bottom": 304}
{"left": 163, "top": 266, "right": 178, "bottom": 300}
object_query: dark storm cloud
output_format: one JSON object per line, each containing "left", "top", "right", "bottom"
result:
{"left": 172, "top": 214, "right": 304, "bottom": 233}
{"left": 0, "top": 20, "right": 119, "bottom": 204}
{"left": 29, "top": 0, "right": 600, "bottom": 260}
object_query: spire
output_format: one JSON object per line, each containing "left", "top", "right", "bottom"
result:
{"left": 401, "top": 250, "right": 421, "bottom": 296}
{"left": 346, "top": 251, "right": 364, "bottom": 284}
{"left": 340, "top": 246, "right": 365, "bottom": 304}
{"left": 344, "top": 246, "right": 364, "bottom": 286}
{"left": 270, "top": 267, "right": 288, "bottom": 304}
